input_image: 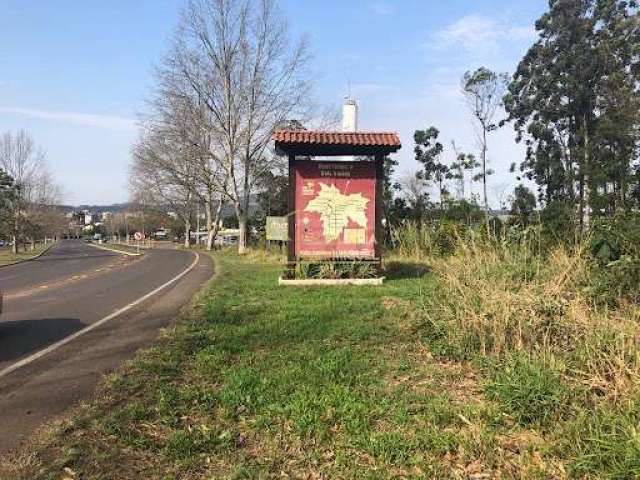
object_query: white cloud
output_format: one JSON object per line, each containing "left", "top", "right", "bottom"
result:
{"left": 370, "top": 1, "right": 395, "bottom": 16}
{"left": 431, "top": 14, "right": 536, "bottom": 55}
{"left": 0, "top": 107, "right": 137, "bottom": 131}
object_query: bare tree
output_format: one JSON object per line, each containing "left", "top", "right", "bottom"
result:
{"left": 170, "top": 0, "right": 313, "bottom": 253}
{"left": 130, "top": 127, "right": 197, "bottom": 248}
{"left": 0, "top": 130, "right": 61, "bottom": 253}
{"left": 147, "top": 35, "right": 229, "bottom": 251}
{"left": 399, "top": 173, "right": 429, "bottom": 221}
{"left": 461, "top": 68, "right": 508, "bottom": 214}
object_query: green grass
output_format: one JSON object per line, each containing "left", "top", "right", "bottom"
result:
{"left": 0, "top": 243, "right": 53, "bottom": 266}
{"left": 485, "top": 353, "right": 570, "bottom": 428}
{"left": 3, "top": 249, "right": 640, "bottom": 479}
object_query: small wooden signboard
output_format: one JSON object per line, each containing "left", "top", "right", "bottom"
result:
{"left": 266, "top": 216, "right": 289, "bottom": 241}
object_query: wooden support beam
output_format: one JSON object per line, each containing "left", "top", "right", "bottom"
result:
{"left": 374, "top": 154, "right": 384, "bottom": 264}
{"left": 287, "top": 154, "right": 296, "bottom": 274}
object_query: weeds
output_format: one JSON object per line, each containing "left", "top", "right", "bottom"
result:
{"left": 291, "top": 260, "right": 378, "bottom": 279}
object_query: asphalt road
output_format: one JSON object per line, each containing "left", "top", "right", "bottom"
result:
{"left": 0, "top": 240, "right": 213, "bottom": 453}
{"left": 0, "top": 241, "right": 121, "bottom": 296}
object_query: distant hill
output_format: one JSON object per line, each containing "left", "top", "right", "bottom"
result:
{"left": 57, "top": 203, "right": 134, "bottom": 214}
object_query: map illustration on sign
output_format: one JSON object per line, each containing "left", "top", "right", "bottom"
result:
{"left": 304, "top": 183, "right": 369, "bottom": 242}
{"left": 295, "top": 160, "right": 376, "bottom": 259}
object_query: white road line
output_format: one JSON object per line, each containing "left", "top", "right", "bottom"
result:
{"left": 0, "top": 251, "right": 200, "bottom": 380}
{"left": 86, "top": 242, "right": 142, "bottom": 257}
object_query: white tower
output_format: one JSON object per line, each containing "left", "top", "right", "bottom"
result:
{"left": 342, "top": 98, "right": 358, "bottom": 132}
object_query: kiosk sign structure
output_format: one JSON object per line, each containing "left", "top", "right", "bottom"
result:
{"left": 273, "top": 130, "right": 401, "bottom": 267}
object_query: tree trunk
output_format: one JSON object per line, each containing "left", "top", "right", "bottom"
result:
{"left": 206, "top": 196, "right": 224, "bottom": 251}
{"left": 11, "top": 234, "right": 17, "bottom": 255}
{"left": 481, "top": 127, "right": 490, "bottom": 233}
{"left": 204, "top": 197, "right": 213, "bottom": 251}
{"left": 184, "top": 218, "right": 191, "bottom": 249}
{"left": 581, "top": 116, "right": 591, "bottom": 237}
{"left": 482, "top": 129, "right": 489, "bottom": 213}
{"left": 233, "top": 187, "right": 249, "bottom": 255}
{"left": 238, "top": 212, "right": 248, "bottom": 255}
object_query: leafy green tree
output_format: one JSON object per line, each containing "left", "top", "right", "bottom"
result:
{"left": 256, "top": 172, "right": 288, "bottom": 217}
{"left": 414, "top": 127, "right": 450, "bottom": 205}
{"left": 509, "top": 184, "right": 537, "bottom": 226}
{"left": 505, "top": 0, "right": 640, "bottom": 234}
{"left": 0, "top": 168, "right": 17, "bottom": 239}
{"left": 253, "top": 171, "right": 288, "bottom": 236}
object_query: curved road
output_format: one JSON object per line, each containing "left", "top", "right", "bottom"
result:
{"left": 0, "top": 240, "right": 213, "bottom": 453}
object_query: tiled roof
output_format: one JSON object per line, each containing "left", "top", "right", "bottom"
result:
{"left": 273, "top": 130, "right": 401, "bottom": 148}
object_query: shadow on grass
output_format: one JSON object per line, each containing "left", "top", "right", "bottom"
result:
{"left": 384, "top": 261, "right": 431, "bottom": 280}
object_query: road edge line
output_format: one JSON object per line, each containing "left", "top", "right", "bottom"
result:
{"left": 0, "top": 251, "right": 200, "bottom": 380}
{"left": 86, "top": 242, "right": 142, "bottom": 257}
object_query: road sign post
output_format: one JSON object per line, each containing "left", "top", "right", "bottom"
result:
{"left": 134, "top": 232, "right": 143, "bottom": 253}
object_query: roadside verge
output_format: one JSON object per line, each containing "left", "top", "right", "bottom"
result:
{"left": 0, "top": 242, "right": 57, "bottom": 268}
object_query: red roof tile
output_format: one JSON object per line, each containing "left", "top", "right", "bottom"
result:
{"left": 273, "top": 130, "right": 401, "bottom": 148}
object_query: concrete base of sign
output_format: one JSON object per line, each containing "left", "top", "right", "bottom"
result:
{"left": 278, "top": 276, "right": 385, "bottom": 286}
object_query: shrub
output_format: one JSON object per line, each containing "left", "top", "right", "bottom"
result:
{"left": 292, "top": 261, "right": 378, "bottom": 280}
{"left": 588, "top": 213, "right": 640, "bottom": 304}
{"left": 590, "top": 212, "right": 640, "bottom": 264}
{"left": 540, "top": 201, "right": 577, "bottom": 247}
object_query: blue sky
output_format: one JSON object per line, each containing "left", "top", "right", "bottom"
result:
{"left": 0, "top": 0, "right": 547, "bottom": 206}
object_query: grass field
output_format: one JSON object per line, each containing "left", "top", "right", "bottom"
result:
{"left": 0, "top": 243, "right": 53, "bottom": 267}
{"left": 1, "top": 250, "right": 638, "bottom": 478}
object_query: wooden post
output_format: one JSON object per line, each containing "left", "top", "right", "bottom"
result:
{"left": 374, "top": 154, "right": 384, "bottom": 265}
{"left": 287, "top": 154, "right": 296, "bottom": 275}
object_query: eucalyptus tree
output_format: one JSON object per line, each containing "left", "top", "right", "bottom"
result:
{"left": 461, "top": 68, "right": 509, "bottom": 214}
{"left": 504, "top": 0, "right": 640, "bottom": 234}
{"left": 414, "top": 127, "right": 450, "bottom": 205}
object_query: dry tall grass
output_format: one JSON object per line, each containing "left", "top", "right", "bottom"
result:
{"left": 423, "top": 236, "right": 640, "bottom": 403}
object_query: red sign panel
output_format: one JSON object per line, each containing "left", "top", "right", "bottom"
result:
{"left": 294, "top": 160, "right": 376, "bottom": 259}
